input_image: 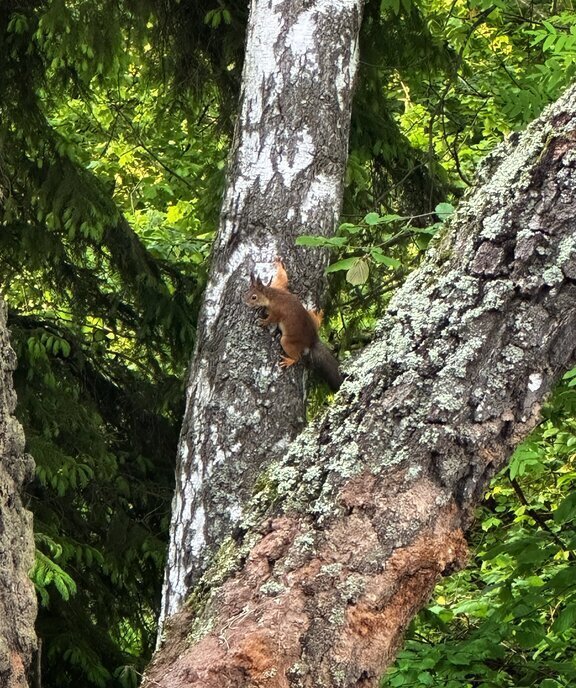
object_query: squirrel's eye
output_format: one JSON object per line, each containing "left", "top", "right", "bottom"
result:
{"left": 251, "top": 294, "right": 257, "bottom": 300}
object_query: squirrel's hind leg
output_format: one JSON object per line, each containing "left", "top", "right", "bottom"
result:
{"left": 279, "top": 336, "right": 302, "bottom": 368}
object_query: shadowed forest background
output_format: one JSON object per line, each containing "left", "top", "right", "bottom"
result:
{"left": 2, "top": 0, "right": 576, "bottom": 686}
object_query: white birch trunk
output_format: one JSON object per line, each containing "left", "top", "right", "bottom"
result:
{"left": 160, "top": 0, "right": 363, "bottom": 628}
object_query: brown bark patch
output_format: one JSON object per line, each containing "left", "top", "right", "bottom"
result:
{"left": 234, "top": 632, "right": 287, "bottom": 685}
{"left": 327, "top": 509, "right": 468, "bottom": 682}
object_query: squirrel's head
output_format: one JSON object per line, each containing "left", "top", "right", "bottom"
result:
{"left": 244, "top": 273, "right": 269, "bottom": 308}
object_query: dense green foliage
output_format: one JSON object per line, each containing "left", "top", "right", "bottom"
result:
{"left": 1, "top": 0, "right": 575, "bottom": 685}
{"left": 1, "top": 1, "right": 226, "bottom": 684}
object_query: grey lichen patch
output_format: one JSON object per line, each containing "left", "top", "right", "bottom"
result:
{"left": 281, "top": 531, "right": 317, "bottom": 572}
{"left": 259, "top": 580, "right": 286, "bottom": 597}
{"left": 369, "top": 445, "right": 415, "bottom": 475}
{"left": 330, "top": 664, "right": 349, "bottom": 687}
{"left": 282, "top": 425, "right": 323, "bottom": 465}
{"left": 328, "top": 606, "right": 346, "bottom": 626}
{"left": 385, "top": 329, "right": 424, "bottom": 370}
{"left": 340, "top": 573, "right": 367, "bottom": 602}
{"left": 201, "top": 537, "right": 244, "bottom": 589}
{"left": 446, "top": 274, "right": 481, "bottom": 302}
{"left": 438, "top": 336, "right": 485, "bottom": 380}
{"left": 319, "top": 562, "right": 344, "bottom": 577}
{"left": 287, "top": 660, "right": 306, "bottom": 680}
{"left": 183, "top": 576, "right": 222, "bottom": 645}
{"left": 406, "top": 463, "right": 423, "bottom": 480}
{"left": 480, "top": 210, "right": 509, "bottom": 240}
{"left": 242, "top": 406, "right": 265, "bottom": 429}
{"left": 434, "top": 491, "right": 452, "bottom": 507}
{"left": 480, "top": 279, "right": 514, "bottom": 311}
{"left": 302, "top": 463, "right": 323, "bottom": 483}
{"left": 418, "top": 425, "right": 452, "bottom": 452}
{"left": 310, "top": 484, "right": 339, "bottom": 523}
{"left": 240, "top": 483, "right": 279, "bottom": 531}
{"left": 328, "top": 441, "right": 362, "bottom": 479}
{"left": 269, "top": 462, "right": 303, "bottom": 496}
{"left": 261, "top": 668, "right": 278, "bottom": 679}
{"left": 293, "top": 531, "right": 316, "bottom": 551}
{"left": 474, "top": 116, "right": 551, "bottom": 200}
{"left": 542, "top": 265, "right": 564, "bottom": 286}
{"left": 403, "top": 297, "right": 452, "bottom": 340}
{"left": 186, "top": 604, "right": 217, "bottom": 645}
{"left": 501, "top": 344, "right": 525, "bottom": 365}
{"left": 344, "top": 337, "right": 389, "bottom": 385}
{"left": 556, "top": 234, "right": 576, "bottom": 266}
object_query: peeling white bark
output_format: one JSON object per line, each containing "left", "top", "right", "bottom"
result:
{"left": 159, "top": 0, "right": 363, "bottom": 629}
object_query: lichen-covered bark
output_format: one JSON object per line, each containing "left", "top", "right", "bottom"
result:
{"left": 0, "top": 301, "right": 36, "bottom": 688}
{"left": 160, "top": 0, "right": 363, "bottom": 625}
{"left": 145, "top": 86, "right": 576, "bottom": 687}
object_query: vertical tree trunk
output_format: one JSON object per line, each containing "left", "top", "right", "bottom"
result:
{"left": 160, "top": 0, "right": 364, "bottom": 626}
{"left": 0, "top": 301, "right": 36, "bottom": 688}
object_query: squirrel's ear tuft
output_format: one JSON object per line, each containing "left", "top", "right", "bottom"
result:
{"left": 250, "top": 271, "right": 257, "bottom": 285}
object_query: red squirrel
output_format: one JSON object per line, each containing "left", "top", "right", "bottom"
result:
{"left": 245, "top": 258, "right": 342, "bottom": 391}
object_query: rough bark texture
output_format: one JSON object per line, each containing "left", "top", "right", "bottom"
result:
{"left": 160, "top": 0, "right": 363, "bottom": 625}
{"left": 144, "top": 86, "right": 576, "bottom": 687}
{"left": 0, "top": 301, "right": 36, "bottom": 688}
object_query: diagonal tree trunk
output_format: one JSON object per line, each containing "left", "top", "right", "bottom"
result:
{"left": 159, "top": 0, "right": 364, "bottom": 627}
{"left": 0, "top": 301, "right": 36, "bottom": 688}
{"left": 146, "top": 82, "right": 576, "bottom": 686}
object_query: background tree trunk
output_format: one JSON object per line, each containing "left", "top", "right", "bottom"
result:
{"left": 159, "top": 0, "right": 364, "bottom": 626}
{"left": 145, "top": 85, "right": 576, "bottom": 687}
{"left": 0, "top": 301, "right": 36, "bottom": 688}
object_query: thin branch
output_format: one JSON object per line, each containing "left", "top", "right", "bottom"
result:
{"left": 508, "top": 477, "right": 572, "bottom": 554}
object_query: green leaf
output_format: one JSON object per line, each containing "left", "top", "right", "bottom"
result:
{"left": 417, "top": 672, "right": 433, "bottom": 686}
{"left": 370, "top": 249, "right": 401, "bottom": 267}
{"left": 388, "top": 673, "right": 406, "bottom": 687}
{"left": 346, "top": 258, "right": 370, "bottom": 285}
{"left": 509, "top": 444, "right": 543, "bottom": 479}
{"left": 325, "top": 257, "right": 359, "bottom": 273}
{"left": 514, "top": 620, "right": 546, "bottom": 648}
{"left": 296, "top": 235, "right": 332, "bottom": 247}
{"left": 547, "top": 566, "right": 574, "bottom": 592}
{"left": 435, "top": 202, "right": 455, "bottom": 221}
{"left": 562, "top": 366, "right": 576, "bottom": 380}
{"left": 338, "top": 222, "right": 362, "bottom": 234}
{"left": 323, "top": 236, "right": 349, "bottom": 247}
{"left": 363, "top": 212, "right": 380, "bottom": 225}
{"left": 554, "top": 492, "right": 576, "bottom": 524}
{"left": 60, "top": 339, "right": 71, "bottom": 357}
{"left": 447, "top": 653, "right": 473, "bottom": 666}
{"left": 378, "top": 214, "right": 403, "bottom": 223}
{"left": 552, "top": 602, "right": 576, "bottom": 634}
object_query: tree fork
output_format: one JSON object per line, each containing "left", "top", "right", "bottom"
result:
{"left": 146, "top": 85, "right": 576, "bottom": 686}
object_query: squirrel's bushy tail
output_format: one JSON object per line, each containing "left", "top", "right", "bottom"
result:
{"left": 309, "top": 341, "right": 343, "bottom": 391}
